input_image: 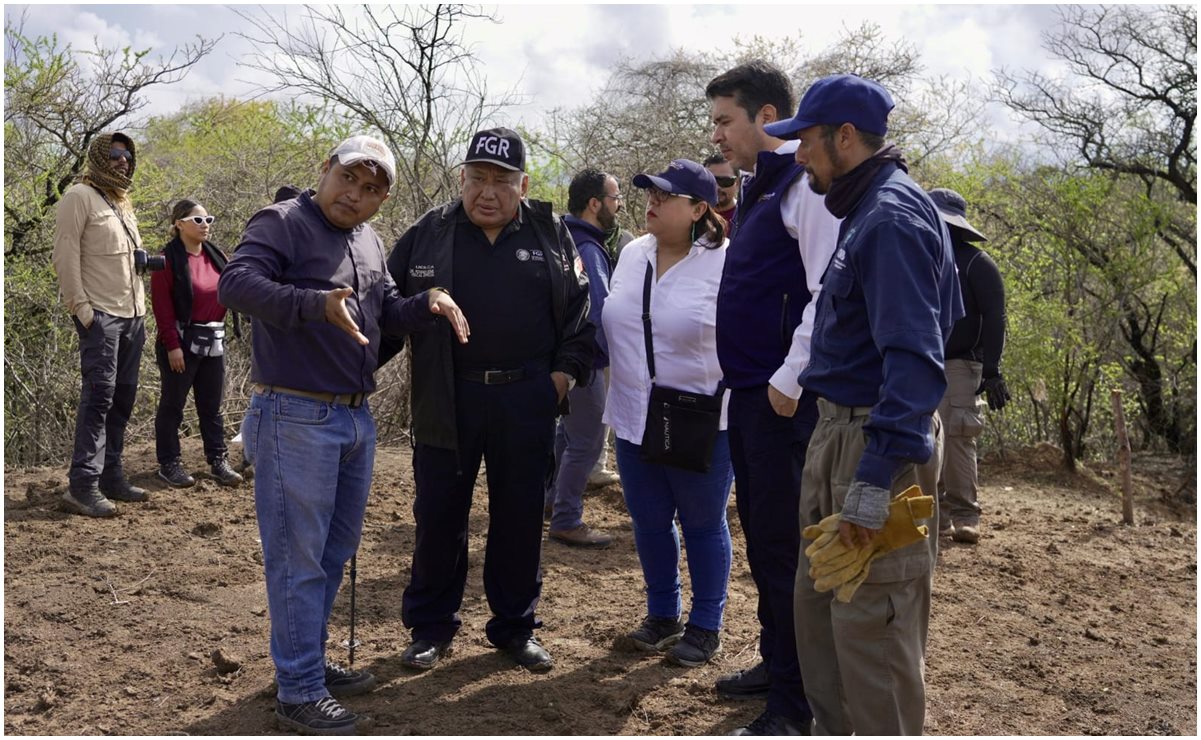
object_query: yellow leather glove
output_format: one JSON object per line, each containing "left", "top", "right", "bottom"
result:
{"left": 802, "top": 485, "right": 934, "bottom": 603}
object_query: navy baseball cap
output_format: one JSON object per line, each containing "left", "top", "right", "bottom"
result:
{"left": 631, "top": 159, "right": 719, "bottom": 206}
{"left": 764, "top": 74, "right": 895, "bottom": 139}
{"left": 928, "top": 188, "right": 987, "bottom": 241}
{"left": 462, "top": 127, "right": 527, "bottom": 172}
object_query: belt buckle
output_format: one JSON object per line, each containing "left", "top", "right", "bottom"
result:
{"left": 483, "top": 370, "right": 502, "bottom": 385}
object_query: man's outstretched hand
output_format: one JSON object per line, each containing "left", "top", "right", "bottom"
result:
{"left": 325, "top": 287, "right": 369, "bottom": 345}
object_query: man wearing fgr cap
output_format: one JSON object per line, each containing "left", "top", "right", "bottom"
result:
{"left": 928, "top": 187, "right": 1010, "bottom": 545}
{"left": 380, "top": 127, "right": 594, "bottom": 673}
{"left": 767, "top": 75, "right": 962, "bottom": 734}
{"left": 220, "top": 135, "right": 469, "bottom": 735}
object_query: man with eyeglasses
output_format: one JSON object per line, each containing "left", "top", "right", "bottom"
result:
{"left": 704, "top": 153, "right": 740, "bottom": 224}
{"left": 705, "top": 61, "right": 841, "bottom": 736}
{"left": 220, "top": 134, "right": 469, "bottom": 734}
{"left": 543, "top": 168, "right": 620, "bottom": 549}
{"left": 52, "top": 132, "right": 150, "bottom": 517}
{"left": 380, "top": 127, "right": 594, "bottom": 674}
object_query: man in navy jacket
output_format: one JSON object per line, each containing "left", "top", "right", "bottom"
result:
{"left": 544, "top": 168, "right": 620, "bottom": 548}
{"left": 769, "top": 75, "right": 962, "bottom": 735}
{"left": 706, "top": 61, "right": 840, "bottom": 737}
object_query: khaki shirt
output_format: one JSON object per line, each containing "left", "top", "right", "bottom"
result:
{"left": 51, "top": 183, "right": 146, "bottom": 325}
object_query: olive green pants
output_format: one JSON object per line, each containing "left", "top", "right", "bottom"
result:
{"left": 937, "top": 359, "right": 985, "bottom": 528}
{"left": 795, "top": 398, "right": 943, "bottom": 735}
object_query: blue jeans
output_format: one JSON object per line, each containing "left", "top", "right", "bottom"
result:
{"left": 546, "top": 377, "right": 607, "bottom": 530}
{"left": 242, "top": 390, "right": 376, "bottom": 704}
{"left": 616, "top": 434, "right": 734, "bottom": 632}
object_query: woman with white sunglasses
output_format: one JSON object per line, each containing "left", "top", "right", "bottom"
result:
{"left": 150, "top": 199, "right": 243, "bottom": 488}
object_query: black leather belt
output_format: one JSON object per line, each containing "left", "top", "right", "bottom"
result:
{"left": 457, "top": 368, "right": 526, "bottom": 385}
{"left": 252, "top": 383, "right": 368, "bottom": 408}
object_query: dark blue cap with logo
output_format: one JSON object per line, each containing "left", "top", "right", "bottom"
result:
{"left": 462, "top": 126, "right": 527, "bottom": 172}
{"left": 631, "top": 158, "right": 718, "bottom": 206}
{"left": 764, "top": 74, "right": 895, "bottom": 139}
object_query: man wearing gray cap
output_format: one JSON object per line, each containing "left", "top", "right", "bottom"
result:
{"left": 220, "top": 134, "right": 469, "bottom": 734}
{"left": 928, "top": 188, "right": 1009, "bottom": 546}
{"left": 766, "top": 74, "right": 962, "bottom": 735}
{"left": 380, "top": 127, "right": 594, "bottom": 674}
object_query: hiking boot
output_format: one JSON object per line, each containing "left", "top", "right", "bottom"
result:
{"left": 587, "top": 469, "right": 621, "bottom": 489}
{"left": 548, "top": 523, "right": 614, "bottom": 549}
{"left": 716, "top": 660, "right": 770, "bottom": 700}
{"left": 99, "top": 477, "right": 148, "bottom": 502}
{"left": 158, "top": 460, "right": 196, "bottom": 488}
{"left": 627, "top": 615, "right": 685, "bottom": 652}
{"left": 61, "top": 486, "right": 117, "bottom": 518}
{"left": 732, "top": 709, "right": 812, "bottom": 736}
{"left": 666, "top": 623, "right": 721, "bottom": 667}
{"left": 324, "top": 660, "right": 376, "bottom": 698}
{"left": 952, "top": 524, "right": 980, "bottom": 544}
{"left": 209, "top": 456, "right": 244, "bottom": 487}
{"left": 275, "top": 696, "right": 359, "bottom": 735}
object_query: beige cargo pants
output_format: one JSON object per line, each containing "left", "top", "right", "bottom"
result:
{"left": 794, "top": 398, "right": 943, "bottom": 735}
{"left": 936, "top": 359, "right": 985, "bottom": 528}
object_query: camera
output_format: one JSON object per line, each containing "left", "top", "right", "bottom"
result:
{"left": 134, "top": 249, "right": 166, "bottom": 275}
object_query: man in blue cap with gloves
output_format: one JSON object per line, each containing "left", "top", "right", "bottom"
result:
{"left": 765, "top": 74, "right": 962, "bottom": 734}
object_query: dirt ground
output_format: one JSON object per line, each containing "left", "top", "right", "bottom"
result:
{"left": 4, "top": 439, "right": 1196, "bottom": 736}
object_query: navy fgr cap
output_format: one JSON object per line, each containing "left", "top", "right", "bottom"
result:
{"left": 462, "top": 127, "right": 527, "bottom": 172}
{"left": 764, "top": 74, "right": 895, "bottom": 139}
{"left": 631, "top": 158, "right": 719, "bottom": 206}
{"left": 928, "top": 188, "right": 987, "bottom": 241}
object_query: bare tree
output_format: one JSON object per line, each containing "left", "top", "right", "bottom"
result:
{"left": 3, "top": 14, "right": 218, "bottom": 255}
{"left": 996, "top": 5, "right": 1196, "bottom": 205}
{"left": 234, "top": 4, "right": 525, "bottom": 221}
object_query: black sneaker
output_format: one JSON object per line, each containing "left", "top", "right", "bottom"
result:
{"left": 733, "top": 709, "right": 812, "bottom": 736}
{"left": 324, "top": 660, "right": 376, "bottom": 698}
{"left": 716, "top": 660, "right": 771, "bottom": 700}
{"left": 275, "top": 696, "right": 359, "bottom": 735}
{"left": 666, "top": 623, "right": 721, "bottom": 667}
{"left": 61, "top": 487, "right": 117, "bottom": 518}
{"left": 158, "top": 460, "right": 196, "bottom": 488}
{"left": 99, "top": 477, "right": 148, "bottom": 502}
{"left": 627, "top": 615, "right": 685, "bottom": 652}
{"left": 209, "top": 456, "right": 244, "bottom": 487}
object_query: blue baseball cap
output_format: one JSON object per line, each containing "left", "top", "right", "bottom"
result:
{"left": 764, "top": 74, "right": 895, "bottom": 139}
{"left": 631, "top": 158, "right": 718, "bottom": 206}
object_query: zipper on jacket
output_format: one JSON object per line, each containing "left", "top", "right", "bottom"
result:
{"left": 780, "top": 293, "right": 791, "bottom": 348}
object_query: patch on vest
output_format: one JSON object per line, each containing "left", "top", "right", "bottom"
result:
{"left": 410, "top": 264, "right": 435, "bottom": 278}
{"left": 516, "top": 249, "right": 545, "bottom": 263}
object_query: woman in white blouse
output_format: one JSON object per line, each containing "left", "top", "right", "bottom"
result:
{"left": 602, "top": 159, "right": 732, "bottom": 667}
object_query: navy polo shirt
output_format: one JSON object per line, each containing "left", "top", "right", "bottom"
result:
{"left": 451, "top": 207, "right": 556, "bottom": 371}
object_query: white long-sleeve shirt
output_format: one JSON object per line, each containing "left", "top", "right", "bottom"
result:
{"left": 765, "top": 140, "right": 842, "bottom": 399}
{"left": 602, "top": 233, "right": 730, "bottom": 444}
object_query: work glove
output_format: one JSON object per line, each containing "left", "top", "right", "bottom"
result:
{"left": 802, "top": 486, "right": 934, "bottom": 603}
{"left": 976, "top": 372, "right": 1011, "bottom": 411}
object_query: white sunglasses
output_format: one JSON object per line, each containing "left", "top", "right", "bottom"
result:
{"left": 180, "top": 215, "right": 215, "bottom": 225}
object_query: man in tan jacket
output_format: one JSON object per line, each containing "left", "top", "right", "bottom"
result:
{"left": 52, "top": 132, "right": 149, "bottom": 517}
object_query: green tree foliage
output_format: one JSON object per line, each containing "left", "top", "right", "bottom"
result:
{"left": 994, "top": 3, "right": 1196, "bottom": 455}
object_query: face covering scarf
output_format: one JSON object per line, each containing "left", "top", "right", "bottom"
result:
{"left": 82, "top": 132, "right": 137, "bottom": 193}
{"left": 824, "top": 143, "right": 906, "bottom": 219}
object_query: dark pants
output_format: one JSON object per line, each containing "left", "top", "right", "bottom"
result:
{"left": 402, "top": 373, "right": 559, "bottom": 647}
{"left": 727, "top": 386, "right": 818, "bottom": 723}
{"left": 69, "top": 312, "right": 145, "bottom": 490}
{"left": 153, "top": 342, "right": 228, "bottom": 465}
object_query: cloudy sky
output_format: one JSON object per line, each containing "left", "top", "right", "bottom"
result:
{"left": 5, "top": 3, "right": 1070, "bottom": 141}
